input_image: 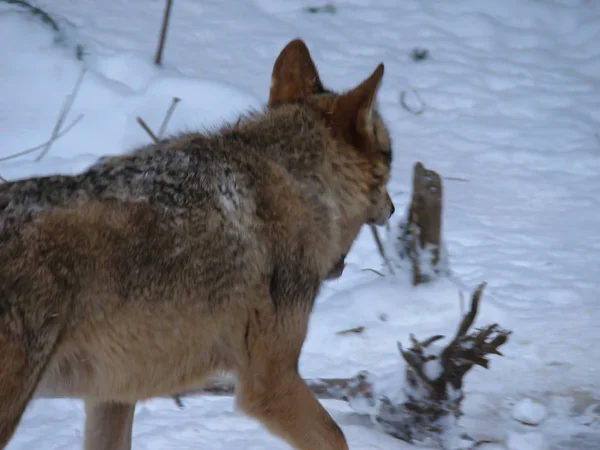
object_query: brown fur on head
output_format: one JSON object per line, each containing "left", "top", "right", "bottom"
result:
{"left": 269, "top": 38, "right": 394, "bottom": 228}
{"left": 269, "top": 39, "right": 394, "bottom": 279}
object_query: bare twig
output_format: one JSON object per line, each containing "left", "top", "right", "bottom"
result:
{"left": 444, "top": 176, "right": 470, "bottom": 182}
{"left": 360, "top": 268, "right": 386, "bottom": 277}
{"left": 137, "top": 98, "right": 182, "bottom": 145}
{"left": 0, "top": 174, "right": 7, "bottom": 183}
{"left": 595, "top": 133, "right": 600, "bottom": 146}
{"left": 157, "top": 97, "right": 181, "bottom": 138}
{"left": 370, "top": 224, "right": 395, "bottom": 275}
{"left": 36, "top": 68, "right": 87, "bottom": 161}
{"left": 336, "top": 326, "right": 365, "bottom": 335}
{"left": 137, "top": 117, "right": 159, "bottom": 143}
{"left": 154, "top": 0, "right": 174, "bottom": 66}
{"left": 453, "top": 282, "right": 485, "bottom": 339}
{"left": 400, "top": 88, "right": 426, "bottom": 115}
{"left": 0, "top": 114, "right": 84, "bottom": 163}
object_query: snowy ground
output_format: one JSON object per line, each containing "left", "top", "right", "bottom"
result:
{"left": 1, "top": 0, "right": 600, "bottom": 449}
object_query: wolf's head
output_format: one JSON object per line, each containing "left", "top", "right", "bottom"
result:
{"left": 268, "top": 39, "right": 395, "bottom": 229}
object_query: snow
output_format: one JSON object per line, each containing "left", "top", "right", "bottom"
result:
{"left": 512, "top": 398, "right": 548, "bottom": 426}
{"left": 1, "top": 0, "right": 600, "bottom": 449}
{"left": 505, "top": 430, "right": 548, "bottom": 450}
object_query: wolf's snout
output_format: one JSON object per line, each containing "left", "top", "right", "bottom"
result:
{"left": 389, "top": 202, "right": 395, "bottom": 218}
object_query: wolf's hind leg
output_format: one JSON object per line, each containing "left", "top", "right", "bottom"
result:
{"left": 84, "top": 400, "right": 136, "bottom": 450}
{"left": 0, "top": 317, "right": 58, "bottom": 448}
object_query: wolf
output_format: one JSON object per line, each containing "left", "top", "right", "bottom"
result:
{"left": 0, "top": 38, "right": 394, "bottom": 450}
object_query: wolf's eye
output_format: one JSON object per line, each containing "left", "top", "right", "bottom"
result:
{"left": 372, "top": 124, "right": 392, "bottom": 167}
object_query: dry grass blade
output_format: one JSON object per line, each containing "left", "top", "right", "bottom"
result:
{"left": 336, "top": 326, "right": 365, "bottom": 335}
{"left": 157, "top": 97, "right": 181, "bottom": 138}
{"left": 36, "top": 68, "right": 87, "bottom": 161}
{"left": 370, "top": 224, "right": 395, "bottom": 275}
{"left": 360, "top": 268, "right": 386, "bottom": 277}
{"left": 0, "top": 114, "right": 84, "bottom": 163}
{"left": 444, "top": 176, "right": 470, "bottom": 182}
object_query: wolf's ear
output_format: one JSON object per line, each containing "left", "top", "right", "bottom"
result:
{"left": 268, "top": 39, "right": 324, "bottom": 107}
{"left": 331, "top": 63, "right": 384, "bottom": 141}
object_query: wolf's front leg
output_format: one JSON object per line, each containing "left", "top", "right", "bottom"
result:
{"left": 235, "top": 298, "right": 349, "bottom": 450}
{"left": 237, "top": 368, "right": 348, "bottom": 450}
{"left": 84, "top": 400, "right": 135, "bottom": 450}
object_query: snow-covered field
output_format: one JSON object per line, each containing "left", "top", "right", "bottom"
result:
{"left": 1, "top": 0, "right": 599, "bottom": 449}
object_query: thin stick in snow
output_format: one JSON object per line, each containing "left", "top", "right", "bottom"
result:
{"left": 444, "top": 176, "right": 470, "bottom": 182}
{"left": 36, "top": 68, "right": 87, "bottom": 162}
{"left": 0, "top": 114, "right": 84, "bottom": 163}
{"left": 137, "top": 117, "right": 159, "bottom": 143}
{"left": 154, "top": 0, "right": 174, "bottom": 66}
{"left": 370, "top": 224, "right": 395, "bottom": 275}
{"left": 157, "top": 97, "right": 181, "bottom": 138}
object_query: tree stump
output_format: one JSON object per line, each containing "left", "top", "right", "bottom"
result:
{"left": 392, "top": 161, "right": 450, "bottom": 285}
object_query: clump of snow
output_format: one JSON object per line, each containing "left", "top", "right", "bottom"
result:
{"left": 512, "top": 398, "right": 548, "bottom": 426}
